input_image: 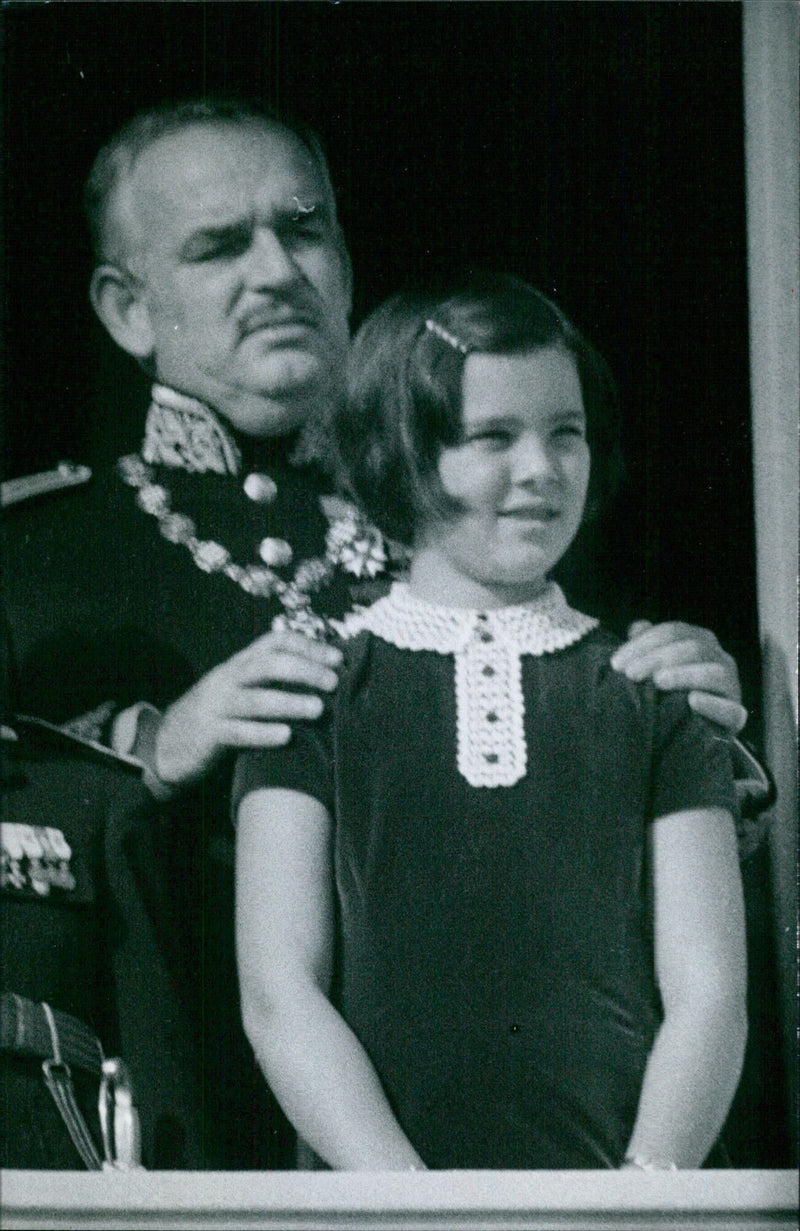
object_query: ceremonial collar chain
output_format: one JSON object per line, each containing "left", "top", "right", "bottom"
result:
{"left": 118, "top": 385, "right": 394, "bottom": 640}
{"left": 339, "top": 582, "right": 598, "bottom": 789}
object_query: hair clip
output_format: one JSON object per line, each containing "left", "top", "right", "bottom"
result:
{"left": 424, "top": 319, "right": 470, "bottom": 355}
{"left": 291, "top": 197, "right": 316, "bottom": 222}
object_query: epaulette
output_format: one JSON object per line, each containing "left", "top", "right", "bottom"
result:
{"left": 1, "top": 461, "right": 92, "bottom": 508}
{"left": 6, "top": 714, "right": 142, "bottom": 773}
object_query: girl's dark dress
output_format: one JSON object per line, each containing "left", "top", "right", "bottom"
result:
{"left": 234, "top": 582, "right": 736, "bottom": 1170}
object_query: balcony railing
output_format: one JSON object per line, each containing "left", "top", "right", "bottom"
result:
{"left": 2, "top": 1167, "right": 797, "bottom": 1230}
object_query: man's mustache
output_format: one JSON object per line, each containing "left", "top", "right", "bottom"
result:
{"left": 237, "top": 296, "right": 323, "bottom": 342}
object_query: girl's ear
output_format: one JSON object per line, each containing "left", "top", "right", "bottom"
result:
{"left": 89, "top": 264, "right": 155, "bottom": 362}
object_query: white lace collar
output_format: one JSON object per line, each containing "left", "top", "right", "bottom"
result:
{"left": 340, "top": 582, "right": 597, "bottom": 790}
{"left": 340, "top": 580, "right": 597, "bottom": 655}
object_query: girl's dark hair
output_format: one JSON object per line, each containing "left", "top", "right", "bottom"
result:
{"left": 334, "top": 271, "right": 623, "bottom": 545}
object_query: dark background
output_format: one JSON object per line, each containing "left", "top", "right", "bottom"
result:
{"left": 1, "top": 1, "right": 788, "bottom": 1164}
{"left": 1, "top": 1, "right": 757, "bottom": 674}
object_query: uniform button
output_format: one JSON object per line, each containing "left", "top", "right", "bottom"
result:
{"left": 258, "top": 537, "right": 293, "bottom": 568}
{"left": 486, "top": 711, "right": 498, "bottom": 723}
{"left": 479, "top": 631, "right": 494, "bottom": 643}
{"left": 484, "top": 752, "right": 499, "bottom": 763}
{"left": 482, "top": 665, "right": 495, "bottom": 677}
{"left": 244, "top": 473, "right": 278, "bottom": 503}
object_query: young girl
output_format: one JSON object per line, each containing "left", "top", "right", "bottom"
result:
{"left": 233, "top": 273, "right": 747, "bottom": 1171}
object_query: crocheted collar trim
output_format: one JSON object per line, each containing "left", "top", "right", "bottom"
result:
{"left": 340, "top": 580, "right": 597, "bottom": 655}
{"left": 141, "top": 384, "right": 243, "bottom": 476}
{"left": 340, "top": 582, "right": 597, "bottom": 789}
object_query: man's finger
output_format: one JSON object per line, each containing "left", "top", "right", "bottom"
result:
{"left": 233, "top": 651, "right": 341, "bottom": 692}
{"left": 228, "top": 688, "right": 326, "bottom": 722}
{"left": 237, "top": 628, "right": 343, "bottom": 668}
{"left": 652, "top": 663, "right": 732, "bottom": 695}
{"left": 612, "top": 621, "right": 711, "bottom": 669}
{"left": 220, "top": 720, "right": 293, "bottom": 749}
{"left": 614, "top": 640, "right": 709, "bottom": 682}
{"left": 620, "top": 638, "right": 734, "bottom": 683}
{"left": 687, "top": 692, "right": 748, "bottom": 735}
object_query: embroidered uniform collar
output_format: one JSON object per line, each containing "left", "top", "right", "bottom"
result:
{"left": 140, "top": 383, "right": 331, "bottom": 478}
{"left": 142, "top": 384, "right": 243, "bottom": 475}
{"left": 340, "top": 580, "right": 597, "bottom": 655}
{"left": 340, "top": 582, "right": 597, "bottom": 789}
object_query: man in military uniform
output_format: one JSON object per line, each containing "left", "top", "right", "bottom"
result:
{"left": 4, "top": 98, "right": 754, "bottom": 1168}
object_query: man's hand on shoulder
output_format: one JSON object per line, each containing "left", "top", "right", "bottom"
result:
{"left": 611, "top": 620, "right": 747, "bottom": 734}
{"left": 152, "top": 630, "right": 343, "bottom": 789}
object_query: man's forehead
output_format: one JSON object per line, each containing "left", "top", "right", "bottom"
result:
{"left": 118, "top": 120, "right": 329, "bottom": 243}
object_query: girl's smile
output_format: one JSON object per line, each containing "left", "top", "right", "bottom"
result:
{"left": 410, "top": 346, "right": 590, "bottom": 608}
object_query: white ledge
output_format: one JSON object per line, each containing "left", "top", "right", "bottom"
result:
{"left": 1, "top": 1168, "right": 797, "bottom": 1230}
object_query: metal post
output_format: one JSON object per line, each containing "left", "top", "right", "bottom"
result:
{"left": 742, "top": 0, "right": 799, "bottom": 1159}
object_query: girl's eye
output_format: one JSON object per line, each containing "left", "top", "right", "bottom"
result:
{"left": 467, "top": 429, "right": 514, "bottom": 447}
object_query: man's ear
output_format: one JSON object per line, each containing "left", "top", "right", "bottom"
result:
{"left": 334, "top": 225, "right": 354, "bottom": 318}
{"left": 89, "top": 264, "right": 155, "bottom": 361}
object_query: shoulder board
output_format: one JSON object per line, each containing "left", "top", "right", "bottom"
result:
{"left": 10, "top": 714, "right": 143, "bottom": 774}
{"left": 1, "top": 462, "right": 92, "bottom": 508}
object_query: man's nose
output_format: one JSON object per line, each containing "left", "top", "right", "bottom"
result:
{"left": 245, "top": 227, "right": 301, "bottom": 289}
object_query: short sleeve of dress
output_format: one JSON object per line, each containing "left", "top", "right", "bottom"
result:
{"left": 231, "top": 715, "right": 334, "bottom": 825}
{"left": 650, "top": 690, "right": 738, "bottom": 822}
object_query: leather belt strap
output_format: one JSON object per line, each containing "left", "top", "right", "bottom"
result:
{"left": 2, "top": 992, "right": 104, "bottom": 1168}
{"left": 1, "top": 992, "right": 104, "bottom": 1076}
{"left": 2, "top": 993, "right": 144, "bottom": 1169}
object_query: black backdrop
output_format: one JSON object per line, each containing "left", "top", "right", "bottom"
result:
{"left": 1, "top": 1, "right": 759, "bottom": 693}
{"left": 1, "top": 1, "right": 788, "bottom": 1163}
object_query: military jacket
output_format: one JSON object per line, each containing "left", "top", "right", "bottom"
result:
{"left": 1, "top": 717, "right": 203, "bottom": 1168}
{"left": 6, "top": 414, "right": 391, "bottom": 729}
{"left": 3, "top": 385, "right": 399, "bottom": 1169}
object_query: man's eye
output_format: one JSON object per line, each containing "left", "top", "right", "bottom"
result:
{"left": 553, "top": 424, "right": 586, "bottom": 441}
{"left": 189, "top": 234, "right": 250, "bottom": 262}
{"left": 280, "top": 216, "right": 327, "bottom": 244}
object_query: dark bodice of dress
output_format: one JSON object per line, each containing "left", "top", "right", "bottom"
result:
{"left": 234, "top": 587, "right": 737, "bottom": 1170}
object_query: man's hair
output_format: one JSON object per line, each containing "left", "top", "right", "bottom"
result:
{"left": 334, "top": 271, "right": 623, "bottom": 546}
{"left": 83, "top": 96, "right": 336, "bottom": 263}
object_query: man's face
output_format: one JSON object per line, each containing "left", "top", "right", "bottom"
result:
{"left": 114, "top": 120, "right": 353, "bottom": 437}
